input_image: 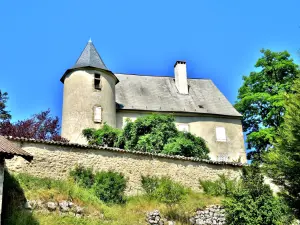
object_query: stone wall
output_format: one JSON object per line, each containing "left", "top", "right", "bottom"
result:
{"left": 6, "top": 139, "right": 242, "bottom": 195}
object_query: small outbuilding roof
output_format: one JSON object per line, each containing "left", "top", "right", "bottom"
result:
{"left": 115, "top": 74, "right": 242, "bottom": 117}
{"left": 0, "top": 136, "right": 33, "bottom": 161}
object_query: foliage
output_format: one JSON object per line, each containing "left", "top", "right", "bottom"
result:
{"left": 199, "top": 174, "right": 242, "bottom": 197}
{"left": 6, "top": 172, "right": 222, "bottom": 225}
{"left": 70, "top": 166, "right": 127, "bottom": 204}
{"left": 162, "top": 131, "right": 209, "bottom": 159}
{"left": 69, "top": 164, "right": 94, "bottom": 188}
{"left": 83, "top": 123, "right": 123, "bottom": 147}
{"left": 141, "top": 175, "right": 160, "bottom": 197}
{"left": 123, "top": 114, "right": 178, "bottom": 153}
{"left": 235, "top": 49, "right": 299, "bottom": 160}
{"left": 223, "top": 163, "right": 293, "bottom": 225}
{"left": 264, "top": 78, "right": 300, "bottom": 216}
{"left": 84, "top": 114, "right": 210, "bottom": 159}
{"left": 0, "top": 90, "right": 11, "bottom": 121}
{"left": 0, "top": 109, "right": 68, "bottom": 142}
{"left": 141, "top": 175, "right": 187, "bottom": 205}
{"left": 92, "top": 171, "right": 127, "bottom": 204}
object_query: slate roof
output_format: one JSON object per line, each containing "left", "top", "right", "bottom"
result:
{"left": 60, "top": 41, "right": 118, "bottom": 83}
{"left": 5, "top": 136, "right": 245, "bottom": 167}
{"left": 72, "top": 40, "right": 108, "bottom": 70}
{"left": 115, "top": 74, "right": 242, "bottom": 117}
{"left": 0, "top": 136, "right": 33, "bottom": 161}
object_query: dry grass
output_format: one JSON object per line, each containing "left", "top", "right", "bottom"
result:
{"left": 6, "top": 172, "right": 223, "bottom": 225}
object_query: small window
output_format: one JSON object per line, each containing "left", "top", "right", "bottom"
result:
{"left": 216, "top": 127, "right": 226, "bottom": 142}
{"left": 94, "top": 74, "right": 101, "bottom": 90}
{"left": 94, "top": 106, "right": 102, "bottom": 123}
{"left": 176, "top": 123, "right": 189, "bottom": 132}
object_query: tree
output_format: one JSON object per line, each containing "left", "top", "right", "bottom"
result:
{"left": 223, "top": 163, "right": 293, "bottom": 224}
{"left": 0, "top": 90, "right": 11, "bottom": 121}
{"left": 83, "top": 114, "right": 210, "bottom": 159}
{"left": 0, "top": 109, "right": 68, "bottom": 142}
{"left": 235, "top": 49, "right": 299, "bottom": 160}
{"left": 264, "top": 78, "right": 300, "bottom": 216}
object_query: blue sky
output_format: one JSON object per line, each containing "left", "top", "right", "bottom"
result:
{"left": 1, "top": 0, "right": 300, "bottom": 124}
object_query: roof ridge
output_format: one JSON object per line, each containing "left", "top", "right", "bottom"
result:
{"left": 115, "top": 73, "right": 210, "bottom": 80}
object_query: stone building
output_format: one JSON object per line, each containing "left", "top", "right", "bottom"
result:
{"left": 60, "top": 40, "right": 246, "bottom": 163}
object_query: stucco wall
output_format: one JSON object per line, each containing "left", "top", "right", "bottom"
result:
{"left": 6, "top": 141, "right": 242, "bottom": 195}
{"left": 116, "top": 111, "right": 246, "bottom": 163}
{"left": 62, "top": 69, "right": 116, "bottom": 144}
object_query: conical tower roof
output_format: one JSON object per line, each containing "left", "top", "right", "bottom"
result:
{"left": 72, "top": 39, "right": 108, "bottom": 70}
{"left": 61, "top": 40, "right": 118, "bottom": 83}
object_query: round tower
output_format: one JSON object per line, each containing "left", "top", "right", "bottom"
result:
{"left": 60, "top": 40, "right": 118, "bottom": 144}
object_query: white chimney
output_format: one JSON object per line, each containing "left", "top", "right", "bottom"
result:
{"left": 174, "top": 61, "right": 188, "bottom": 94}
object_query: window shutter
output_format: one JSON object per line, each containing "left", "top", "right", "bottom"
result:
{"left": 94, "top": 107, "right": 102, "bottom": 123}
{"left": 176, "top": 123, "right": 189, "bottom": 132}
{"left": 216, "top": 127, "right": 226, "bottom": 142}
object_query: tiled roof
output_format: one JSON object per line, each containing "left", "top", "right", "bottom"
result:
{"left": 115, "top": 74, "right": 242, "bottom": 117}
{"left": 5, "top": 136, "right": 245, "bottom": 167}
{"left": 0, "top": 136, "right": 33, "bottom": 161}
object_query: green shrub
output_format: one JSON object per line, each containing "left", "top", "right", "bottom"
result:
{"left": 70, "top": 165, "right": 94, "bottom": 188}
{"left": 162, "top": 131, "right": 209, "bottom": 159}
{"left": 83, "top": 114, "right": 210, "bottom": 159}
{"left": 223, "top": 164, "right": 294, "bottom": 224}
{"left": 83, "top": 123, "right": 123, "bottom": 147}
{"left": 199, "top": 174, "right": 242, "bottom": 197}
{"left": 92, "top": 171, "right": 127, "bottom": 204}
{"left": 141, "top": 175, "right": 160, "bottom": 197}
{"left": 141, "top": 176, "right": 187, "bottom": 205}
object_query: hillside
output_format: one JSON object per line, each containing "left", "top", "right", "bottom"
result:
{"left": 3, "top": 171, "right": 222, "bottom": 225}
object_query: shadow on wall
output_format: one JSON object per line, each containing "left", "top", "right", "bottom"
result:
{"left": 2, "top": 170, "right": 39, "bottom": 225}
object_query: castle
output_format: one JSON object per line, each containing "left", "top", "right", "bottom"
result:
{"left": 60, "top": 40, "right": 246, "bottom": 163}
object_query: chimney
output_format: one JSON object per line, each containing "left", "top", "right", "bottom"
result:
{"left": 174, "top": 61, "right": 188, "bottom": 94}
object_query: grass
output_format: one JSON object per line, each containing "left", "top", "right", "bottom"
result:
{"left": 4, "top": 172, "right": 223, "bottom": 225}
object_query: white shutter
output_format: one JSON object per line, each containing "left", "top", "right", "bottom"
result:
{"left": 216, "top": 127, "right": 226, "bottom": 142}
{"left": 177, "top": 123, "right": 189, "bottom": 132}
{"left": 94, "top": 107, "right": 102, "bottom": 123}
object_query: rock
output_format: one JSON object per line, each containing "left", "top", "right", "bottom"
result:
{"left": 24, "top": 200, "right": 32, "bottom": 210}
{"left": 47, "top": 202, "right": 57, "bottom": 211}
{"left": 190, "top": 205, "right": 226, "bottom": 225}
{"left": 59, "top": 201, "right": 69, "bottom": 212}
{"left": 75, "top": 206, "right": 84, "bottom": 214}
{"left": 68, "top": 201, "right": 74, "bottom": 208}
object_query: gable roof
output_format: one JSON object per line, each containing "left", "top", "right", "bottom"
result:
{"left": 0, "top": 136, "right": 33, "bottom": 161}
{"left": 115, "top": 74, "right": 241, "bottom": 117}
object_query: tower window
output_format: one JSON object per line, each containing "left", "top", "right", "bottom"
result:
{"left": 94, "top": 74, "right": 101, "bottom": 90}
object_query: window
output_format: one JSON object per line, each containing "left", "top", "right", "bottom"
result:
{"left": 122, "top": 117, "right": 137, "bottom": 128}
{"left": 176, "top": 123, "right": 189, "bottom": 132}
{"left": 94, "top": 106, "right": 102, "bottom": 123}
{"left": 94, "top": 74, "right": 101, "bottom": 90}
{"left": 216, "top": 127, "right": 226, "bottom": 142}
